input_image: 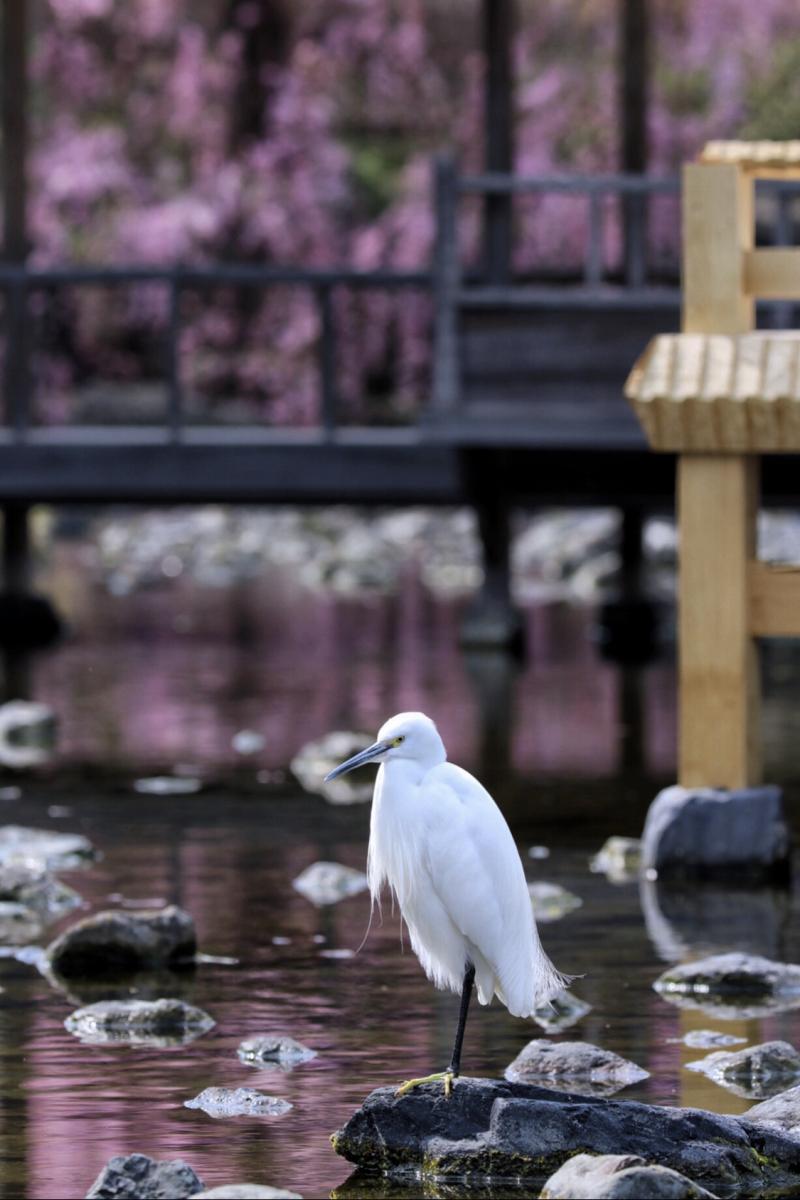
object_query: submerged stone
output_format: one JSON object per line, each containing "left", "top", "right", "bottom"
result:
{"left": 0, "top": 858, "right": 82, "bottom": 922}
{"left": 291, "top": 732, "right": 374, "bottom": 805}
{"left": 237, "top": 1034, "right": 317, "bottom": 1069}
{"left": 292, "top": 862, "right": 368, "bottom": 907}
{"left": 686, "top": 1041, "right": 800, "bottom": 1100}
{"left": 590, "top": 836, "right": 642, "bottom": 883}
{"left": 746, "top": 1083, "right": 800, "bottom": 1140}
{"left": 540, "top": 1153, "right": 718, "bottom": 1198}
{"left": 85, "top": 1153, "right": 203, "bottom": 1199}
{"left": 682, "top": 1030, "right": 747, "bottom": 1050}
{"left": 528, "top": 882, "right": 583, "bottom": 923}
{"left": 0, "top": 701, "right": 56, "bottom": 768}
{"left": 331, "top": 1077, "right": 800, "bottom": 1195}
{"left": 653, "top": 953, "right": 800, "bottom": 1021}
{"left": 184, "top": 1087, "right": 292, "bottom": 1119}
{"left": 65, "top": 998, "right": 215, "bottom": 1047}
{"left": 505, "top": 1040, "right": 648, "bottom": 1096}
{"left": 47, "top": 905, "right": 196, "bottom": 977}
{"left": 641, "top": 785, "right": 789, "bottom": 877}
{"left": 533, "top": 986, "right": 592, "bottom": 1032}
{"left": 0, "top": 901, "right": 44, "bottom": 944}
{"left": 0, "top": 825, "right": 95, "bottom": 870}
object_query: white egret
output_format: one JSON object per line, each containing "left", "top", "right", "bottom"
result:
{"left": 325, "top": 711, "right": 571, "bottom": 1096}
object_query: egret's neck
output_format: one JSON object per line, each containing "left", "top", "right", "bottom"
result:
{"left": 382, "top": 750, "right": 445, "bottom": 789}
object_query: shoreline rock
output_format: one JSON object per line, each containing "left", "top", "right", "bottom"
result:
{"left": 540, "top": 1153, "right": 718, "bottom": 1198}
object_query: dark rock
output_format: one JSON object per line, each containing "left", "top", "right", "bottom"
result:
{"left": 686, "top": 1041, "right": 800, "bottom": 1100}
{"left": 237, "top": 1034, "right": 317, "bottom": 1069}
{"left": 331, "top": 1076, "right": 800, "bottom": 1196}
{"left": 540, "top": 1153, "right": 718, "bottom": 1198}
{"left": 747, "top": 1083, "right": 800, "bottom": 1139}
{"left": 47, "top": 906, "right": 196, "bottom": 977}
{"left": 641, "top": 785, "right": 789, "bottom": 877}
{"left": 65, "top": 998, "right": 215, "bottom": 1046}
{"left": 653, "top": 953, "right": 800, "bottom": 1019}
{"left": 85, "top": 1152, "right": 203, "bottom": 1199}
{"left": 184, "top": 1088, "right": 292, "bottom": 1118}
{"left": 504, "top": 1040, "right": 648, "bottom": 1096}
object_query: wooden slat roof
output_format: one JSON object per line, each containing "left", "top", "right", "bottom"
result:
{"left": 625, "top": 332, "right": 800, "bottom": 451}
{"left": 701, "top": 140, "right": 800, "bottom": 176}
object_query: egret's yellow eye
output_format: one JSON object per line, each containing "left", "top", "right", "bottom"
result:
{"left": 392, "top": 736, "right": 405, "bottom": 746}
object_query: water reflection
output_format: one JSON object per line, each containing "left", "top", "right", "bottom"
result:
{"left": 641, "top": 877, "right": 792, "bottom": 963}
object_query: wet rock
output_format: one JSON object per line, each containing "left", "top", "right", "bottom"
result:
{"left": 190, "top": 1188, "right": 300, "bottom": 1199}
{"left": 0, "top": 701, "right": 56, "bottom": 768}
{"left": 47, "top": 905, "right": 196, "bottom": 977}
{"left": 682, "top": 1030, "right": 747, "bottom": 1050}
{"left": 540, "top": 1153, "right": 718, "bottom": 1198}
{"left": 65, "top": 998, "right": 215, "bottom": 1046}
{"left": 291, "top": 732, "right": 373, "bottom": 805}
{"left": 0, "top": 825, "right": 95, "bottom": 870}
{"left": 231, "top": 730, "right": 265, "bottom": 756}
{"left": 332, "top": 1077, "right": 800, "bottom": 1195}
{"left": 686, "top": 1041, "right": 800, "bottom": 1100}
{"left": 0, "top": 858, "right": 82, "bottom": 922}
{"left": 505, "top": 1040, "right": 648, "bottom": 1096}
{"left": 746, "top": 1083, "right": 800, "bottom": 1139}
{"left": 654, "top": 953, "right": 800, "bottom": 1002}
{"left": 185, "top": 1088, "right": 292, "bottom": 1119}
{"left": 292, "top": 862, "right": 368, "bottom": 907}
{"left": 0, "top": 900, "right": 44, "bottom": 944}
{"left": 641, "top": 877, "right": 789, "bottom": 963}
{"left": 85, "top": 1152, "right": 203, "bottom": 1198}
{"left": 528, "top": 882, "right": 582, "bottom": 923}
{"left": 590, "top": 836, "right": 642, "bottom": 883}
{"left": 641, "top": 785, "right": 789, "bottom": 877}
{"left": 533, "top": 987, "right": 592, "bottom": 1033}
{"left": 133, "top": 776, "right": 202, "bottom": 795}
{"left": 237, "top": 1034, "right": 317, "bottom": 1069}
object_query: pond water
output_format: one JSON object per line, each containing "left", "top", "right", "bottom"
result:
{"left": 2, "top": 560, "right": 800, "bottom": 1199}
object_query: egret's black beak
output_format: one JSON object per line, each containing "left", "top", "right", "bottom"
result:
{"left": 324, "top": 740, "right": 391, "bottom": 782}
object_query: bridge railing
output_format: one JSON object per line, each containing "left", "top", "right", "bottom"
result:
{"left": 0, "top": 265, "right": 431, "bottom": 444}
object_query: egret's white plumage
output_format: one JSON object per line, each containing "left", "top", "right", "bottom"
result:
{"left": 330, "top": 711, "right": 569, "bottom": 1021}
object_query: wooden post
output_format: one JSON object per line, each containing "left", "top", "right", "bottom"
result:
{"left": 482, "top": 0, "right": 513, "bottom": 284}
{"left": 678, "top": 161, "right": 759, "bottom": 787}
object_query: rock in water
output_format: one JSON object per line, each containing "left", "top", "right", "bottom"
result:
{"left": 291, "top": 732, "right": 374, "bottom": 805}
{"left": 237, "top": 1035, "right": 317, "bottom": 1069}
{"left": 590, "top": 836, "right": 642, "bottom": 883}
{"left": 85, "top": 1153, "right": 203, "bottom": 1198}
{"left": 0, "top": 901, "right": 43, "bottom": 944}
{"left": 682, "top": 1030, "right": 747, "bottom": 1050}
{"left": 331, "top": 1077, "right": 800, "bottom": 1196}
{"left": 528, "top": 882, "right": 583, "bottom": 922}
{"left": 0, "top": 701, "right": 56, "bottom": 767}
{"left": 0, "top": 859, "right": 82, "bottom": 922}
{"left": 291, "top": 862, "right": 368, "bottom": 907}
{"left": 47, "top": 906, "right": 196, "bottom": 977}
{"left": 505, "top": 1040, "right": 648, "bottom": 1096}
{"left": 65, "top": 999, "right": 215, "bottom": 1046}
{"left": 189, "top": 1188, "right": 301, "bottom": 1199}
{"left": 686, "top": 1041, "right": 800, "bottom": 1100}
{"left": 653, "top": 953, "right": 800, "bottom": 1019}
{"left": 641, "top": 785, "right": 789, "bottom": 877}
{"left": 746, "top": 1083, "right": 800, "bottom": 1139}
{"left": 540, "top": 1153, "right": 718, "bottom": 1198}
{"left": 0, "top": 825, "right": 95, "bottom": 870}
{"left": 185, "top": 1088, "right": 292, "bottom": 1119}
{"left": 533, "top": 987, "right": 592, "bottom": 1032}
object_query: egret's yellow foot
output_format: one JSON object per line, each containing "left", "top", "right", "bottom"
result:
{"left": 395, "top": 1070, "right": 455, "bottom": 1098}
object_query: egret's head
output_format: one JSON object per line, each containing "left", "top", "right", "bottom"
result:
{"left": 324, "top": 712, "right": 445, "bottom": 781}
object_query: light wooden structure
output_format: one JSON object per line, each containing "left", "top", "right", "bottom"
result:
{"left": 626, "top": 140, "right": 800, "bottom": 790}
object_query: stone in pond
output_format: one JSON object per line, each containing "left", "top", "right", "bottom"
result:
{"left": 85, "top": 1153, "right": 203, "bottom": 1199}
{"left": 47, "top": 905, "right": 196, "bottom": 977}
{"left": 0, "top": 701, "right": 56, "bottom": 768}
{"left": 237, "top": 1034, "right": 317, "bottom": 1069}
{"left": 653, "top": 953, "right": 800, "bottom": 1020}
{"left": 528, "top": 881, "right": 582, "bottom": 922}
{"left": 0, "top": 858, "right": 82, "bottom": 922}
{"left": 746, "top": 1083, "right": 800, "bottom": 1140}
{"left": 505, "top": 1040, "right": 648, "bottom": 1096}
{"left": 190, "top": 1188, "right": 301, "bottom": 1199}
{"left": 590, "top": 836, "right": 642, "bottom": 883}
{"left": 682, "top": 1030, "right": 747, "bottom": 1050}
{"left": 65, "top": 998, "right": 215, "bottom": 1047}
{"left": 0, "top": 825, "right": 95, "bottom": 870}
{"left": 331, "top": 1076, "right": 800, "bottom": 1196}
{"left": 533, "top": 986, "right": 592, "bottom": 1032}
{"left": 231, "top": 729, "right": 265, "bottom": 756}
{"left": 291, "top": 732, "right": 374, "bottom": 805}
{"left": 133, "top": 776, "right": 202, "bottom": 795}
{"left": 686, "top": 1041, "right": 800, "bottom": 1100}
{"left": 0, "top": 900, "right": 44, "bottom": 944}
{"left": 540, "top": 1153, "right": 718, "bottom": 1198}
{"left": 292, "top": 862, "right": 368, "bottom": 907}
{"left": 184, "top": 1088, "right": 292, "bottom": 1119}
{"left": 641, "top": 785, "right": 789, "bottom": 877}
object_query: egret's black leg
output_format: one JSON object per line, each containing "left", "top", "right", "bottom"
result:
{"left": 447, "top": 962, "right": 476, "bottom": 1079}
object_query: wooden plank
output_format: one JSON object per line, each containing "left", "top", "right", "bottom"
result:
{"left": 678, "top": 455, "right": 760, "bottom": 787}
{"left": 744, "top": 248, "right": 800, "bottom": 299}
{"left": 750, "top": 561, "right": 800, "bottom": 637}
{"left": 682, "top": 163, "right": 753, "bottom": 334}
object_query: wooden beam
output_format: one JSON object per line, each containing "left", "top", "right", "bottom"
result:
{"left": 749, "top": 561, "right": 800, "bottom": 637}
{"left": 482, "top": 0, "right": 513, "bottom": 283}
{"left": 678, "top": 456, "right": 760, "bottom": 788}
{"left": 744, "top": 248, "right": 800, "bottom": 299}
{"left": 1, "top": 0, "right": 28, "bottom": 260}
{"left": 682, "top": 163, "right": 753, "bottom": 334}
